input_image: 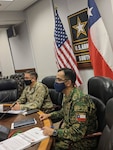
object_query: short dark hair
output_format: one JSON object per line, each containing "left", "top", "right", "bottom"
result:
{"left": 58, "top": 68, "right": 76, "bottom": 84}
{"left": 25, "top": 71, "right": 38, "bottom": 80}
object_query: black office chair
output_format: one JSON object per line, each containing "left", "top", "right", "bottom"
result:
{"left": 83, "top": 95, "right": 106, "bottom": 149}
{"left": 97, "top": 98, "right": 113, "bottom": 150}
{"left": 10, "top": 73, "right": 24, "bottom": 98}
{"left": 42, "top": 76, "right": 63, "bottom": 110}
{"left": 88, "top": 76, "right": 113, "bottom": 105}
{"left": 89, "top": 95, "right": 106, "bottom": 132}
{"left": 0, "top": 79, "right": 18, "bottom": 103}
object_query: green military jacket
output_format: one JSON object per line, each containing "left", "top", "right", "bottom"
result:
{"left": 50, "top": 87, "right": 98, "bottom": 149}
{"left": 17, "top": 82, "right": 54, "bottom": 113}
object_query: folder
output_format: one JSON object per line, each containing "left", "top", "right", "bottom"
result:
{"left": 0, "top": 127, "right": 49, "bottom": 150}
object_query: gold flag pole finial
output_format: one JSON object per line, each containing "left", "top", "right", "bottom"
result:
{"left": 54, "top": 6, "right": 58, "bottom": 10}
{"left": 51, "top": 0, "right": 58, "bottom": 16}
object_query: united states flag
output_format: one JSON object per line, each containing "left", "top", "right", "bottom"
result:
{"left": 54, "top": 10, "right": 82, "bottom": 87}
{"left": 88, "top": 0, "right": 113, "bottom": 79}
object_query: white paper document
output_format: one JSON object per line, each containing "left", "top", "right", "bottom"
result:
{"left": 0, "top": 127, "right": 49, "bottom": 150}
{"left": 0, "top": 105, "right": 3, "bottom": 112}
{"left": 0, "top": 110, "right": 26, "bottom": 114}
{"left": 6, "top": 110, "right": 26, "bottom": 114}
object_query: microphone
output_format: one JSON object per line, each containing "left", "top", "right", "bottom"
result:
{"left": 0, "top": 101, "right": 17, "bottom": 120}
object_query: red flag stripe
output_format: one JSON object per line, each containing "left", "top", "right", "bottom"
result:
{"left": 89, "top": 33, "right": 113, "bottom": 79}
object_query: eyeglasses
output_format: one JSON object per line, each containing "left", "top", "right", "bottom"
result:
{"left": 55, "top": 78, "right": 69, "bottom": 82}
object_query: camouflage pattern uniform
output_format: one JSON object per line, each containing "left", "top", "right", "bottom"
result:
{"left": 17, "top": 82, "right": 54, "bottom": 113}
{"left": 50, "top": 88, "right": 98, "bottom": 150}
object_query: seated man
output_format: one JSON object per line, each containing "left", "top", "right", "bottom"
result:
{"left": 39, "top": 68, "right": 98, "bottom": 150}
{"left": 12, "top": 71, "right": 54, "bottom": 113}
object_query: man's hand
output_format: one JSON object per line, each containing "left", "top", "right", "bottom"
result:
{"left": 11, "top": 102, "right": 21, "bottom": 110}
{"left": 39, "top": 113, "right": 51, "bottom": 121}
{"left": 42, "top": 126, "right": 54, "bottom": 136}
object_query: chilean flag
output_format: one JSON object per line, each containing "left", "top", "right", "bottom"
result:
{"left": 88, "top": 0, "right": 113, "bottom": 79}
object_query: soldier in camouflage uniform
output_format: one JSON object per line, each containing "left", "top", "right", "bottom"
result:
{"left": 39, "top": 68, "right": 98, "bottom": 150}
{"left": 12, "top": 71, "right": 54, "bottom": 113}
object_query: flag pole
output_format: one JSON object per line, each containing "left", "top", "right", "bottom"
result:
{"left": 51, "top": 0, "right": 57, "bottom": 16}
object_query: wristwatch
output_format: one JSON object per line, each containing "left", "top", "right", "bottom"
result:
{"left": 52, "top": 129, "right": 58, "bottom": 136}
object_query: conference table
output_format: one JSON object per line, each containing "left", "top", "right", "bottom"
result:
{"left": 0, "top": 110, "right": 53, "bottom": 150}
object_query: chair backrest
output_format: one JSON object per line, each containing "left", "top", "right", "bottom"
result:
{"left": 105, "top": 98, "right": 113, "bottom": 129}
{"left": 109, "top": 126, "right": 113, "bottom": 150}
{"left": 42, "top": 76, "right": 63, "bottom": 109}
{"left": 88, "top": 76, "right": 113, "bottom": 105}
{"left": 89, "top": 95, "right": 106, "bottom": 132}
{"left": 42, "top": 76, "right": 56, "bottom": 89}
{"left": 10, "top": 73, "right": 24, "bottom": 98}
{"left": 97, "top": 98, "right": 113, "bottom": 150}
{"left": 97, "top": 125, "right": 111, "bottom": 150}
{"left": 0, "top": 79, "right": 18, "bottom": 103}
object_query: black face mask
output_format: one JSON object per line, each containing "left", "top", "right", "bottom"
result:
{"left": 24, "top": 80, "right": 32, "bottom": 86}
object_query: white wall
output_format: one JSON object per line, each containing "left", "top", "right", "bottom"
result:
{"left": 110, "top": 0, "right": 113, "bottom": 13}
{"left": 25, "top": 0, "right": 57, "bottom": 80}
{"left": 9, "top": 22, "right": 35, "bottom": 70}
{"left": 0, "top": 29, "right": 15, "bottom": 76}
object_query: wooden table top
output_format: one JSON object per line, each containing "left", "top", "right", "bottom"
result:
{"left": 0, "top": 111, "right": 53, "bottom": 150}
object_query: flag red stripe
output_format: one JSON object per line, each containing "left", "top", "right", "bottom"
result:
{"left": 66, "top": 40, "right": 78, "bottom": 66}
{"left": 54, "top": 43, "right": 64, "bottom": 68}
{"left": 56, "top": 49, "right": 67, "bottom": 68}
{"left": 89, "top": 33, "right": 113, "bottom": 79}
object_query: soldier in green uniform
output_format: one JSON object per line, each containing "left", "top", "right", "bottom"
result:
{"left": 12, "top": 71, "right": 54, "bottom": 113}
{"left": 39, "top": 68, "right": 98, "bottom": 150}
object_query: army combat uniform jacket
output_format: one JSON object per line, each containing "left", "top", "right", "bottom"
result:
{"left": 50, "top": 88, "right": 98, "bottom": 150}
{"left": 17, "top": 82, "right": 54, "bottom": 113}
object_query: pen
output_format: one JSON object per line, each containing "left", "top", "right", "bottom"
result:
{"left": 8, "top": 130, "right": 15, "bottom": 138}
{"left": 0, "top": 101, "right": 17, "bottom": 120}
{"left": 10, "top": 101, "right": 17, "bottom": 109}
{"left": 8, "top": 130, "right": 21, "bottom": 138}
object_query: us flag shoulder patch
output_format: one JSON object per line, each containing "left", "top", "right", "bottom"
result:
{"left": 76, "top": 113, "right": 86, "bottom": 122}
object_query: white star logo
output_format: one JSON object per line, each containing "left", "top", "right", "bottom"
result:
{"left": 88, "top": 7, "right": 93, "bottom": 18}
{"left": 72, "top": 17, "right": 87, "bottom": 38}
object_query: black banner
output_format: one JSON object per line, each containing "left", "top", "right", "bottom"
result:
{"left": 68, "top": 8, "right": 92, "bottom": 69}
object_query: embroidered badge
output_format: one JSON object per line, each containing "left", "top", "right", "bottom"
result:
{"left": 76, "top": 113, "right": 86, "bottom": 122}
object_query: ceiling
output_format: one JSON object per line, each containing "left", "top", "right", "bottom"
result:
{"left": 0, "top": 0, "right": 39, "bottom": 28}
{"left": 0, "top": 0, "right": 38, "bottom": 11}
